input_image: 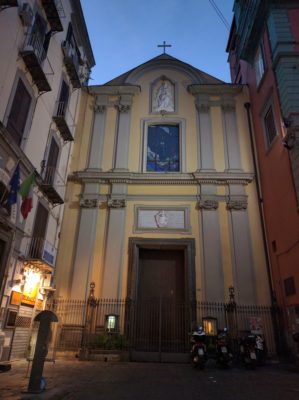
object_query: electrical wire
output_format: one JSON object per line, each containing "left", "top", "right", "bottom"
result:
{"left": 208, "top": 0, "right": 230, "bottom": 31}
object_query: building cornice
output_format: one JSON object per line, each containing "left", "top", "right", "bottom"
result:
{"left": 69, "top": 170, "right": 254, "bottom": 186}
{"left": 88, "top": 85, "right": 141, "bottom": 96}
{"left": 188, "top": 84, "right": 243, "bottom": 96}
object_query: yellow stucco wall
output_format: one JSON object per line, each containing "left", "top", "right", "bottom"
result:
{"left": 55, "top": 62, "right": 270, "bottom": 307}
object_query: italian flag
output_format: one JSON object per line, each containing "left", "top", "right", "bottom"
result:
{"left": 19, "top": 173, "right": 35, "bottom": 219}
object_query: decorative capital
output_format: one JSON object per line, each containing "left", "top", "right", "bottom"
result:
{"left": 80, "top": 198, "right": 101, "bottom": 208}
{"left": 195, "top": 103, "right": 210, "bottom": 113}
{"left": 94, "top": 104, "right": 106, "bottom": 113}
{"left": 226, "top": 200, "right": 247, "bottom": 211}
{"left": 107, "top": 198, "right": 126, "bottom": 208}
{"left": 115, "top": 104, "right": 131, "bottom": 113}
{"left": 221, "top": 103, "right": 235, "bottom": 112}
{"left": 198, "top": 199, "right": 219, "bottom": 210}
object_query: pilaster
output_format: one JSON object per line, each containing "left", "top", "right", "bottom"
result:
{"left": 101, "top": 184, "right": 127, "bottom": 298}
{"left": 227, "top": 184, "right": 256, "bottom": 304}
{"left": 71, "top": 183, "right": 102, "bottom": 299}
{"left": 113, "top": 95, "right": 133, "bottom": 171}
{"left": 221, "top": 97, "right": 242, "bottom": 172}
{"left": 87, "top": 96, "right": 108, "bottom": 170}
{"left": 198, "top": 184, "right": 224, "bottom": 302}
{"left": 195, "top": 95, "right": 215, "bottom": 172}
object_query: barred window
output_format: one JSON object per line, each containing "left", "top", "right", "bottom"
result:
{"left": 264, "top": 106, "right": 277, "bottom": 147}
{"left": 284, "top": 277, "right": 296, "bottom": 297}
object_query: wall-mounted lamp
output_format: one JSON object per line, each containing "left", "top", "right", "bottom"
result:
{"left": 105, "top": 314, "right": 119, "bottom": 332}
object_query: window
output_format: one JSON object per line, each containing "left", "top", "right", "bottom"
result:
{"left": 29, "top": 13, "right": 49, "bottom": 63}
{"left": 146, "top": 124, "right": 180, "bottom": 172}
{"left": 56, "top": 80, "right": 69, "bottom": 117}
{"left": 254, "top": 44, "right": 266, "bottom": 86}
{"left": 6, "top": 79, "right": 32, "bottom": 145}
{"left": 264, "top": 106, "right": 277, "bottom": 147}
{"left": 284, "top": 277, "right": 296, "bottom": 297}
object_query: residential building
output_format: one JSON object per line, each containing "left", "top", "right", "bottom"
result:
{"left": 227, "top": 0, "right": 299, "bottom": 352}
{"left": 55, "top": 53, "right": 274, "bottom": 361}
{"left": 0, "top": 0, "right": 94, "bottom": 361}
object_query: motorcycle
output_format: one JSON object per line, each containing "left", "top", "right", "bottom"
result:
{"left": 190, "top": 327, "right": 207, "bottom": 369}
{"left": 239, "top": 332, "right": 257, "bottom": 369}
{"left": 216, "top": 328, "right": 233, "bottom": 368}
{"left": 255, "top": 334, "right": 267, "bottom": 365}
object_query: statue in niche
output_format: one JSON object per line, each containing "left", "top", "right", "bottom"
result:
{"left": 152, "top": 79, "right": 174, "bottom": 112}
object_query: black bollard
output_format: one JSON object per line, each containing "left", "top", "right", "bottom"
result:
{"left": 28, "top": 310, "right": 58, "bottom": 393}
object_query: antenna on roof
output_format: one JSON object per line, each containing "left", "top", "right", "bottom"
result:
{"left": 157, "top": 41, "right": 172, "bottom": 54}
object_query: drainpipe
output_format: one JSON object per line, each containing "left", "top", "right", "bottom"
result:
{"left": 244, "top": 102, "right": 282, "bottom": 354}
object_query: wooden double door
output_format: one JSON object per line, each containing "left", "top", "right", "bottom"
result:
{"left": 130, "top": 246, "right": 192, "bottom": 362}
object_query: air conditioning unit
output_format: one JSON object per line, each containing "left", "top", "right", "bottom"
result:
{"left": 19, "top": 2, "right": 34, "bottom": 27}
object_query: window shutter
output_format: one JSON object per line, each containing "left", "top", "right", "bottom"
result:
{"left": 6, "top": 80, "right": 32, "bottom": 145}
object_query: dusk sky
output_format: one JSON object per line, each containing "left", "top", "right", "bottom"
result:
{"left": 81, "top": 0, "right": 234, "bottom": 85}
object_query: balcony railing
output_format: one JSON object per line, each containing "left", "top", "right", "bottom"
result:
{"left": 61, "top": 40, "right": 82, "bottom": 88}
{"left": 234, "top": 0, "right": 266, "bottom": 62}
{"left": 24, "top": 236, "right": 57, "bottom": 269}
{"left": 41, "top": 0, "right": 64, "bottom": 32}
{"left": 20, "top": 31, "right": 51, "bottom": 92}
{"left": 39, "top": 166, "right": 65, "bottom": 204}
{"left": 0, "top": 0, "right": 18, "bottom": 7}
{"left": 52, "top": 101, "right": 74, "bottom": 141}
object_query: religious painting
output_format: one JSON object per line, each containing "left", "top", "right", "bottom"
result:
{"left": 146, "top": 124, "right": 179, "bottom": 172}
{"left": 10, "top": 290, "right": 22, "bottom": 306}
{"left": 152, "top": 78, "right": 175, "bottom": 113}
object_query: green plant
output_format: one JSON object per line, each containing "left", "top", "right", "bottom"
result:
{"left": 92, "top": 333, "right": 127, "bottom": 350}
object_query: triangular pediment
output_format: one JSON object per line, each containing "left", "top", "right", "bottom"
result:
{"left": 102, "top": 53, "right": 224, "bottom": 86}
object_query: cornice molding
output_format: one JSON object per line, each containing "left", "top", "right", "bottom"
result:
{"left": 188, "top": 84, "right": 243, "bottom": 96}
{"left": 88, "top": 85, "right": 141, "bottom": 96}
{"left": 69, "top": 170, "right": 254, "bottom": 186}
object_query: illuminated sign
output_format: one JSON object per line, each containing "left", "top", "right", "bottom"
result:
{"left": 21, "top": 268, "right": 40, "bottom": 307}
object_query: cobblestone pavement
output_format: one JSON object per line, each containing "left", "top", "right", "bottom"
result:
{"left": 0, "top": 359, "right": 299, "bottom": 400}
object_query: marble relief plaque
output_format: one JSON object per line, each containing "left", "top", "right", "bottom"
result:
{"left": 135, "top": 206, "right": 190, "bottom": 233}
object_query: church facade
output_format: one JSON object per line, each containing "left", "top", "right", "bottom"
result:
{"left": 55, "top": 54, "right": 271, "bottom": 312}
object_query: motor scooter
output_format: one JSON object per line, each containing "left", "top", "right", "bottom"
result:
{"left": 239, "top": 332, "right": 257, "bottom": 369}
{"left": 255, "top": 334, "right": 267, "bottom": 365}
{"left": 216, "top": 328, "right": 233, "bottom": 368}
{"left": 190, "top": 326, "right": 207, "bottom": 369}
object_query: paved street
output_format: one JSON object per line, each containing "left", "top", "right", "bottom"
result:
{"left": 0, "top": 359, "right": 299, "bottom": 400}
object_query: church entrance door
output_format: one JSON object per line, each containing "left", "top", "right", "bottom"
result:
{"left": 128, "top": 239, "right": 195, "bottom": 362}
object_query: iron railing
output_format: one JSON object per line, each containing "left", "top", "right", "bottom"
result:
{"left": 24, "top": 236, "right": 57, "bottom": 266}
{"left": 40, "top": 165, "right": 65, "bottom": 201}
{"left": 48, "top": 298, "right": 277, "bottom": 356}
{"left": 23, "top": 30, "right": 46, "bottom": 65}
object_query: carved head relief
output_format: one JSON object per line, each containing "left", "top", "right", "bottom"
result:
{"left": 152, "top": 78, "right": 175, "bottom": 113}
{"left": 155, "top": 210, "right": 169, "bottom": 227}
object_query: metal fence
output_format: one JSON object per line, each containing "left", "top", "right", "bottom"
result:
{"left": 48, "top": 298, "right": 277, "bottom": 357}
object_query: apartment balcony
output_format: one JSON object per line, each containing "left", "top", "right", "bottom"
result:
{"left": 52, "top": 101, "right": 74, "bottom": 141}
{"left": 41, "top": 0, "right": 64, "bottom": 32}
{"left": 62, "top": 41, "right": 82, "bottom": 88}
{"left": 23, "top": 236, "right": 57, "bottom": 271}
{"left": 20, "top": 32, "right": 52, "bottom": 92}
{"left": 0, "top": 0, "right": 18, "bottom": 6}
{"left": 234, "top": 0, "right": 267, "bottom": 62}
{"left": 39, "top": 166, "right": 64, "bottom": 205}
